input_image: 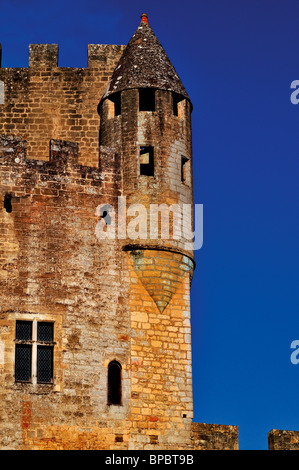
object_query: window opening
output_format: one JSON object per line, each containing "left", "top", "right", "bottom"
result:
{"left": 181, "top": 156, "right": 190, "bottom": 186}
{"left": 173, "top": 93, "right": 185, "bottom": 118}
{"left": 37, "top": 346, "right": 53, "bottom": 383}
{"left": 107, "top": 360, "right": 122, "bottom": 405}
{"left": 15, "top": 321, "right": 32, "bottom": 382}
{"left": 108, "top": 92, "right": 121, "bottom": 118}
{"left": 15, "top": 320, "right": 54, "bottom": 384}
{"left": 139, "top": 88, "right": 155, "bottom": 112}
{"left": 15, "top": 344, "right": 32, "bottom": 382}
{"left": 4, "top": 194, "right": 12, "bottom": 213}
{"left": 16, "top": 320, "right": 32, "bottom": 341}
{"left": 37, "top": 322, "right": 53, "bottom": 342}
{"left": 140, "top": 146, "right": 154, "bottom": 176}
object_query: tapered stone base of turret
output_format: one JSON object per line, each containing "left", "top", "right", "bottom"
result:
{"left": 130, "top": 249, "right": 193, "bottom": 312}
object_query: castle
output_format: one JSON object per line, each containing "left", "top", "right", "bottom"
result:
{"left": 0, "top": 13, "right": 296, "bottom": 450}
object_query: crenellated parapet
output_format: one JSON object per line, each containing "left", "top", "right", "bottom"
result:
{"left": 0, "top": 42, "right": 125, "bottom": 69}
{"left": 0, "top": 134, "right": 121, "bottom": 201}
{"left": 0, "top": 43, "right": 125, "bottom": 166}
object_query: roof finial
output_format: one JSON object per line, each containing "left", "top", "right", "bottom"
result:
{"left": 141, "top": 13, "right": 149, "bottom": 25}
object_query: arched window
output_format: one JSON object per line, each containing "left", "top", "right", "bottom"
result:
{"left": 107, "top": 360, "right": 122, "bottom": 405}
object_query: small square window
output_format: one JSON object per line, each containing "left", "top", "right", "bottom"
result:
{"left": 37, "top": 322, "right": 53, "bottom": 342}
{"left": 16, "top": 320, "right": 32, "bottom": 341}
{"left": 139, "top": 89, "right": 155, "bottom": 112}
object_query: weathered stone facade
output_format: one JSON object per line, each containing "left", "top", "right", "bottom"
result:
{"left": 8, "top": 12, "right": 295, "bottom": 451}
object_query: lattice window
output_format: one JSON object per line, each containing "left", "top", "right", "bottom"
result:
{"left": 37, "top": 346, "right": 53, "bottom": 383}
{"left": 16, "top": 320, "right": 32, "bottom": 341}
{"left": 37, "top": 322, "right": 53, "bottom": 342}
{"left": 15, "top": 344, "right": 32, "bottom": 382}
{"left": 15, "top": 320, "right": 54, "bottom": 384}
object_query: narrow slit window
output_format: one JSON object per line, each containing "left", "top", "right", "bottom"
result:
{"left": 37, "top": 322, "right": 54, "bottom": 383}
{"left": 173, "top": 93, "right": 185, "bottom": 118}
{"left": 15, "top": 320, "right": 32, "bottom": 382}
{"left": 4, "top": 194, "right": 12, "bottom": 213}
{"left": 181, "top": 156, "right": 190, "bottom": 186}
{"left": 15, "top": 344, "right": 32, "bottom": 382}
{"left": 107, "top": 360, "right": 122, "bottom": 405}
{"left": 139, "top": 88, "right": 155, "bottom": 112}
{"left": 107, "top": 92, "right": 121, "bottom": 118}
{"left": 37, "top": 346, "right": 53, "bottom": 383}
{"left": 140, "top": 146, "right": 154, "bottom": 176}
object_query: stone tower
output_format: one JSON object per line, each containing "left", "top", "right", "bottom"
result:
{"left": 0, "top": 14, "right": 238, "bottom": 450}
{"left": 98, "top": 12, "right": 196, "bottom": 447}
{"left": 98, "top": 13, "right": 194, "bottom": 314}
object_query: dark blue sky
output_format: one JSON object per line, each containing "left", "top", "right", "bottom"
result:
{"left": 1, "top": 0, "right": 299, "bottom": 450}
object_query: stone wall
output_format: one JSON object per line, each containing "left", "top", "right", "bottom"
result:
{"left": 0, "top": 134, "right": 128, "bottom": 449}
{"left": 191, "top": 423, "right": 239, "bottom": 450}
{"left": 268, "top": 430, "right": 299, "bottom": 450}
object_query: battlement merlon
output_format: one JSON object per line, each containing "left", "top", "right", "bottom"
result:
{"left": 29, "top": 44, "right": 59, "bottom": 67}
{"left": 49, "top": 139, "right": 79, "bottom": 166}
{"left": 0, "top": 43, "right": 125, "bottom": 69}
{"left": 0, "top": 134, "right": 27, "bottom": 162}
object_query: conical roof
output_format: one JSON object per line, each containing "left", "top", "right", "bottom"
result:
{"left": 101, "top": 14, "right": 190, "bottom": 102}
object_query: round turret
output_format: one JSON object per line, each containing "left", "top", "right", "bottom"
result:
{"left": 98, "top": 15, "right": 195, "bottom": 311}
